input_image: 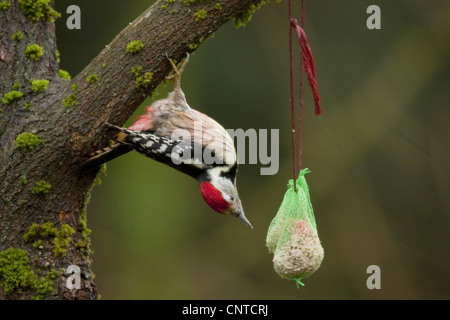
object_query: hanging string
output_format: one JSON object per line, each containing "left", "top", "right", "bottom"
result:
{"left": 288, "top": 0, "right": 297, "bottom": 192}
{"left": 288, "top": 0, "right": 322, "bottom": 192}
{"left": 298, "top": 0, "right": 305, "bottom": 174}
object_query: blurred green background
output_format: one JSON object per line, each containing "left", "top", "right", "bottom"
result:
{"left": 55, "top": 0, "right": 450, "bottom": 299}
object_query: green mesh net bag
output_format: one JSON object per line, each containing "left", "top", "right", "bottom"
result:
{"left": 266, "top": 168, "right": 324, "bottom": 286}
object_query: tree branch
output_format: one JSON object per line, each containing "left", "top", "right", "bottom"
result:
{"left": 0, "top": 0, "right": 264, "bottom": 300}
{"left": 69, "top": 0, "right": 264, "bottom": 155}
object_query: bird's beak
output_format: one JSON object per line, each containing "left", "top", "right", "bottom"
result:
{"left": 237, "top": 211, "right": 253, "bottom": 229}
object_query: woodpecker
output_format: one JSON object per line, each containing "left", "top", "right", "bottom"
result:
{"left": 80, "top": 53, "right": 253, "bottom": 228}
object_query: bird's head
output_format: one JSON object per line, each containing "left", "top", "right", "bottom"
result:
{"left": 199, "top": 171, "right": 253, "bottom": 229}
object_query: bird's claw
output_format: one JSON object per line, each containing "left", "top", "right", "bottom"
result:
{"left": 164, "top": 52, "right": 190, "bottom": 87}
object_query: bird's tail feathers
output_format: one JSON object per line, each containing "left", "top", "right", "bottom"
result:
{"left": 77, "top": 143, "right": 132, "bottom": 171}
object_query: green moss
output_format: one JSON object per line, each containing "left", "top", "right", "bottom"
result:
{"left": 186, "top": 43, "right": 198, "bottom": 50}
{"left": 20, "top": 175, "right": 28, "bottom": 185}
{"left": 131, "top": 65, "right": 142, "bottom": 76}
{"left": 194, "top": 9, "right": 207, "bottom": 22}
{"left": 0, "top": 248, "right": 59, "bottom": 298}
{"left": 23, "top": 223, "right": 40, "bottom": 243}
{"left": 64, "top": 84, "right": 78, "bottom": 108}
{"left": 63, "top": 93, "right": 77, "bottom": 108}
{"left": 102, "top": 63, "right": 107, "bottom": 68}
{"left": 24, "top": 222, "right": 75, "bottom": 258}
{"left": 60, "top": 224, "right": 75, "bottom": 238}
{"left": 0, "top": 1, "right": 10, "bottom": 10}
{"left": 23, "top": 102, "right": 31, "bottom": 109}
{"left": 12, "top": 30, "right": 23, "bottom": 41}
{"left": 182, "top": 0, "right": 214, "bottom": 5}
{"left": 15, "top": 132, "right": 43, "bottom": 152}
{"left": 30, "top": 180, "right": 51, "bottom": 195}
{"left": 166, "top": 0, "right": 175, "bottom": 9}
{"left": 161, "top": 4, "right": 167, "bottom": 10}
{"left": 55, "top": 49, "right": 60, "bottom": 63}
{"left": 76, "top": 206, "right": 92, "bottom": 253}
{"left": 135, "top": 72, "right": 153, "bottom": 89}
{"left": 182, "top": 0, "right": 198, "bottom": 5}
{"left": 77, "top": 162, "right": 106, "bottom": 255}
{"left": 5, "top": 250, "right": 62, "bottom": 299}
{"left": 31, "top": 79, "right": 49, "bottom": 92}
{"left": 39, "top": 222, "right": 58, "bottom": 238}
{"left": 53, "top": 225, "right": 75, "bottom": 257}
{"left": 44, "top": 5, "right": 60, "bottom": 22}
{"left": 0, "top": 248, "right": 37, "bottom": 296}
{"left": 58, "top": 69, "right": 71, "bottom": 80}
{"left": 18, "top": 0, "right": 61, "bottom": 22}
{"left": 127, "top": 40, "right": 144, "bottom": 54}
{"left": 32, "top": 240, "right": 43, "bottom": 249}
{"left": 32, "top": 269, "right": 59, "bottom": 300}
{"left": 99, "top": 162, "right": 107, "bottom": 178}
{"left": 77, "top": 210, "right": 92, "bottom": 253}
{"left": 24, "top": 222, "right": 57, "bottom": 243}
{"left": 233, "top": 1, "right": 266, "bottom": 29}
{"left": 2, "top": 90, "right": 24, "bottom": 104}
{"left": 93, "top": 162, "right": 107, "bottom": 186}
{"left": 187, "top": 35, "right": 205, "bottom": 51}
{"left": 25, "top": 44, "right": 44, "bottom": 61}
{"left": 87, "top": 74, "right": 99, "bottom": 84}
{"left": 214, "top": 3, "right": 222, "bottom": 10}
{"left": 132, "top": 66, "right": 152, "bottom": 89}
{"left": 12, "top": 83, "right": 21, "bottom": 90}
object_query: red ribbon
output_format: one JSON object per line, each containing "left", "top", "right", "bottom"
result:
{"left": 288, "top": 0, "right": 321, "bottom": 191}
{"left": 291, "top": 18, "right": 322, "bottom": 115}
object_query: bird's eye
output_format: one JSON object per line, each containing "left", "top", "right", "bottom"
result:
{"left": 229, "top": 195, "right": 235, "bottom": 202}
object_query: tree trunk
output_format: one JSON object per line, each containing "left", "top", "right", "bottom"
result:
{"left": 0, "top": 0, "right": 264, "bottom": 300}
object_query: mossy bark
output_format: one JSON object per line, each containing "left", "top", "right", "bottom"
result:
{"left": 0, "top": 0, "right": 263, "bottom": 300}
